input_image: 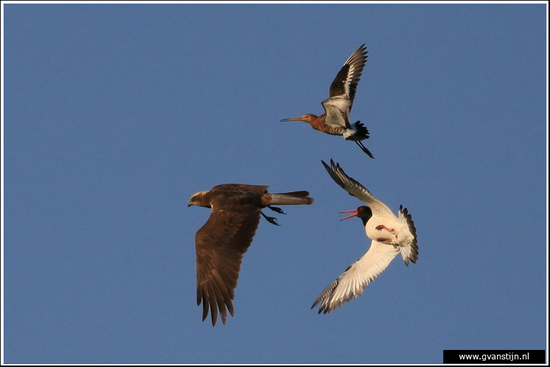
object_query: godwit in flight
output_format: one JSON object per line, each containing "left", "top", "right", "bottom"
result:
{"left": 281, "top": 44, "right": 374, "bottom": 158}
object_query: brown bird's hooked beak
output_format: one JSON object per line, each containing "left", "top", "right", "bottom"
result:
{"left": 339, "top": 209, "right": 359, "bottom": 221}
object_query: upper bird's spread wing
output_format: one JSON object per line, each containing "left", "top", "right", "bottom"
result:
{"left": 322, "top": 159, "right": 394, "bottom": 217}
{"left": 195, "top": 207, "right": 261, "bottom": 326}
{"left": 311, "top": 239, "right": 399, "bottom": 314}
{"left": 322, "top": 44, "right": 368, "bottom": 130}
{"left": 328, "top": 43, "right": 367, "bottom": 105}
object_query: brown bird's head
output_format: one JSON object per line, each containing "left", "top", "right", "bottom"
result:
{"left": 280, "top": 114, "right": 317, "bottom": 123}
{"left": 188, "top": 191, "right": 209, "bottom": 208}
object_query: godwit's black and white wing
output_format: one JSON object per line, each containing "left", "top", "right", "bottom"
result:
{"left": 322, "top": 44, "right": 368, "bottom": 130}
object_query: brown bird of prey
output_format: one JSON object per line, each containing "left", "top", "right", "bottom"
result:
{"left": 281, "top": 44, "right": 374, "bottom": 158}
{"left": 188, "top": 184, "right": 314, "bottom": 326}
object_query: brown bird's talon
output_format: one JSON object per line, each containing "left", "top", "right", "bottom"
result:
{"left": 267, "top": 205, "right": 285, "bottom": 214}
{"left": 261, "top": 211, "right": 280, "bottom": 226}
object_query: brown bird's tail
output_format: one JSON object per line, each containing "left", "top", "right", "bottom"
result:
{"left": 265, "top": 191, "right": 314, "bottom": 206}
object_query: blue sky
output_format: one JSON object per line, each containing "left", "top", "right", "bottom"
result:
{"left": 2, "top": 2, "right": 547, "bottom": 364}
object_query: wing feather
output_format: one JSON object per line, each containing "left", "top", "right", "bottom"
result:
{"left": 322, "top": 159, "right": 393, "bottom": 217}
{"left": 398, "top": 205, "right": 419, "bottom": 266}
{"left": 195, "top": 207, "right": 261, "bottom": 326}
{"left": 328, "top": 44, "right": 367, "bottom": 105}
{"left": 312, "top": 240, "right": 399, "bottom": 314}
{"left": 322, "top": 97, "right": 351, "bottom": 129}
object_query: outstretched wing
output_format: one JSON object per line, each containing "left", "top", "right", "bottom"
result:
{"left": 328, "top": 44, "right": 368, "bottom": 106}
{"left": 311, "top": 240, "right": 399, "bottom": 314}
{"left": 397, "top": 205, "right": 419, "bottom": 266}
{"left": 322, "top": 159, "right": 393, "bottom": 217}
{"left": 322, "top": 44, "right": 368, "bottom": 130}
{"left": 195, "top": 207, "right": 261, "bottom": 326}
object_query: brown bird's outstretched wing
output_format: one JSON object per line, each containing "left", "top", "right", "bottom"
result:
{"left": 195, "top": 207, "right": 261, "bottom": 326}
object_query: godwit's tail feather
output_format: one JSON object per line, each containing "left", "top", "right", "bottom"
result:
{"left": 344, "top": 121, "right": 374, "bottom": 158}
{"left": 349, "top": 121, "right": 370, "bottom": 141}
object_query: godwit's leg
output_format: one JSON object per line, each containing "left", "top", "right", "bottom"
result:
{"left": 355, "top": 141, "right": 374, "bottom": 159}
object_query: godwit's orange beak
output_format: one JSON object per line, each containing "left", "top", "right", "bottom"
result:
{"left": 280, "top": 116, "right": 304, "bottom": 122}
{"left": 339, "top": 209, "right": 359, "bottom": 221}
